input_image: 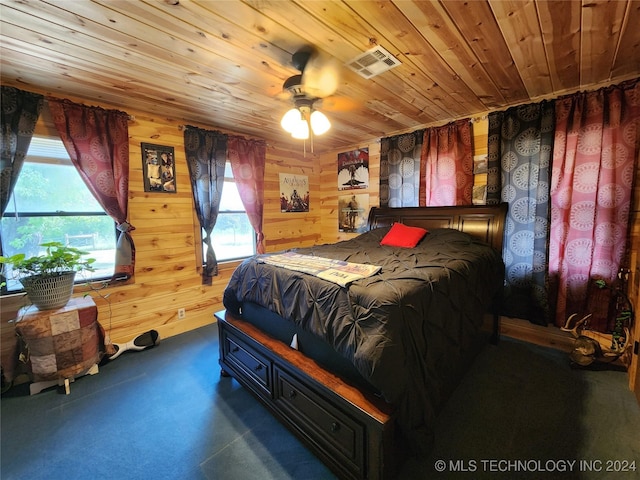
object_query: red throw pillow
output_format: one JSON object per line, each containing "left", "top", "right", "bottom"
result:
{"left": 380, "top": 223, "right": 428, "bottom": 248}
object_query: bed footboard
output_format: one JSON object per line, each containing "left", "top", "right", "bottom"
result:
{"left": 216, "top": 310, "right": 399, "bottom": 480}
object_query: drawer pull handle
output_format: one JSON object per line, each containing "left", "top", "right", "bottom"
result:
{"left": 288, "top": 390, "right": 297, "bottom": 399}
{"left": 231, "top": 346, "right": 239, "bottom": 353}
{"left": 331, "top": 422, "right": 340, "bottom": 433}
{"left": 254, "top": 364, "right": 263, "bottom": 371}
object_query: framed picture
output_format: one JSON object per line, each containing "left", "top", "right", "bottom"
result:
{"left": 472, "top": 185, "right": 487, "bottom": 205}
{"left": 473, "top": 154, "right": 488, "bottom": 174}
{"left": 338, "top": 193, "right": 369, "bottom": 233}
{"left": 141, "top": 143, "right": 176, "bottom": 193}
{"left": 279, "top": 173, "right": 309, "bottom": 212}
{"left": 338, "top": 148, "right": 369, "bottom": 190}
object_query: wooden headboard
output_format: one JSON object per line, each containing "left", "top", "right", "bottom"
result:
{"left": 367, "top": 203, "right": 508, "bottom": 252}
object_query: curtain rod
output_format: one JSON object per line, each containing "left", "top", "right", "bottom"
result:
{"left": 177, "top": 124, "right": 271, "bottom": 145}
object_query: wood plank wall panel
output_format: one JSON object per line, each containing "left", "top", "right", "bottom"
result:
{"left": 0, "top": 87, "right": 637, "bottom": 392}
{"left": 318, "top": 142, "right": 381, "bottom": 245}
{"left": 262, "top": 147, "right": 321, "bottom": 251}
{"left": 472, "top": 119, "right": 489, "bottom": 189}
{"left": 0, "top": 294, "right": 29, "bottom": 381}
{"left": 0, "top": 89, "right": 322, "bottom": 349}
{"left": 317, "top": 120, "right": 486, "bottom": 244}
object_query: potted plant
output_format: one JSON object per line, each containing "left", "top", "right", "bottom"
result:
{"left": 0, "top": 241, "right": 96, "bottom": 310}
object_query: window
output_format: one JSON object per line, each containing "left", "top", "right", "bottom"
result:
{"left": 1, "top": 137, "right": 116, "bottom": 292}
{"left": 205, "top": 162, "right": 255, "bottom": 263}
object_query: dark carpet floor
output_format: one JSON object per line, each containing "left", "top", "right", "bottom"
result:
{"left": 1, "top": 323, "right": 638, "bottom": 479}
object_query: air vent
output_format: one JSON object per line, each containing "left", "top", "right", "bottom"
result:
{"left": 346, "top": 45, "right": 401, "bottom": 79}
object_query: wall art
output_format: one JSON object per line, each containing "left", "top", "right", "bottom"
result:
{"left": 279, "top": 173, "right": 309, "bottom": 212}
{"left": 141, "top": 142, "right": 176, "bottom": 193}
{"left": 337, "top": 147, "right": 369, "bottom": 190}
{"left": 473, "top": 154, "right": 488, "bottom": 174}
{"left": 338, "top": 193, "right": 369, "bottom": 233}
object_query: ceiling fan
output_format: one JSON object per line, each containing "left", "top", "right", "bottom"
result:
{"left": 279, "top": 46, "right": 341, "bottom": 143}
{"left": 282, "top": 46, "right": 340, "bottom": 99}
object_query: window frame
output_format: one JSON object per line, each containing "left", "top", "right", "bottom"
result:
{"left": 1, "top": 136, "right": 119, "bottom": 294}
{"left": 194, "top": 161, "right": 256, "bottom": 271}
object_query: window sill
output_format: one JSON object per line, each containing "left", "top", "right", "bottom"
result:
{"left": 0, "top": 291, "right": 27, "bottom": 300}
{"left": 196, "top": 258, "right": 247, "bottom": 277}
{"left": 219, "top": 259, "right": 245, "bottom": 271}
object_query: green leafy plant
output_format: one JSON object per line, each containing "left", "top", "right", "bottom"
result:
{"left": 0, "top": 241, "right": 96, "bottom": 279}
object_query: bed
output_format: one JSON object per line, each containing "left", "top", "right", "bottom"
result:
{"left": 218, "top": 203, "right": 507, "bottom": 480}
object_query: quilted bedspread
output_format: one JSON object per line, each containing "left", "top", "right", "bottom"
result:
{"left": 223, "top": 227, "right": 504, "bottom": 450}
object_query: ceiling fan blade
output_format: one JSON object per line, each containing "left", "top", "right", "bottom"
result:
{"left": 301, "top": 51, "right": 340, "bottom": 99}
{"left": 275, "top": 88, "right": 292, "bottom": 100}
{"left": 318, "top": 96, "right": 361, "bottom": 112}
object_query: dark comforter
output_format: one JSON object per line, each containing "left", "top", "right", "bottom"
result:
{"left": 223, "top": 227, "right": 504, "bottom": 450}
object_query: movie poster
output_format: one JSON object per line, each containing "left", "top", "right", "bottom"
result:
{"left": 338, "top": 193, "right": 369, "bottom": 233}
{"left": 279, "top": 173, "right": 309, "bottom": 212}
{"left": 337, "top": 148, "right": 369, "bottom": 190}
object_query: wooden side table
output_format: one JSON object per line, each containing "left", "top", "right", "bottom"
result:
{"left": 14, "top": 296, "right": 104, "bottom": 395}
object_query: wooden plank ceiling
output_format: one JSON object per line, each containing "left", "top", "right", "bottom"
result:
{"left": 1, "top": 0, "right": 639, "bottom": 153}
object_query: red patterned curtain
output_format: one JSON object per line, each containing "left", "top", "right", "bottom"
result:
{"left": 227, "top": 136, "right": 266, "bottom": 254}
{"left": 419, "top": 119, "right": 474, "bottom": 206}
{"left": 47, "top": 98, "right": 135, "bottom": 279}
{"left": 549, "top": 79, "right": 640, "bottom": 328}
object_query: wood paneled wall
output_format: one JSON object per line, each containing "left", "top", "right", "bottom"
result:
{"left": 0, "top": 90, "right": 322, "bottom": 361}
{"left": 318, "top": 142, "right": 380, "bottom": 245}
{"left": 1, "top": 88, "right": 637, "bottom": 395}
{"left": 316, "top": 119, "right": 488, "bottom": 244}
{"left": 263, "top": 147, "right": 322, "bottom": 251}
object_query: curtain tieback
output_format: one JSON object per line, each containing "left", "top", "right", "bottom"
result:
{"left": 117, "top": 221, "right": 135, "bottom": 233}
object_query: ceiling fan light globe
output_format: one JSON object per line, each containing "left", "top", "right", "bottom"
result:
{"left": 291, "top": 119, "right": 309, "bottom": 139}
{"left": 281, "top": 108, "right": 302, "bottom": 133}
{"left": 310, "top": 110, "right": 330, "bottom": 135}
